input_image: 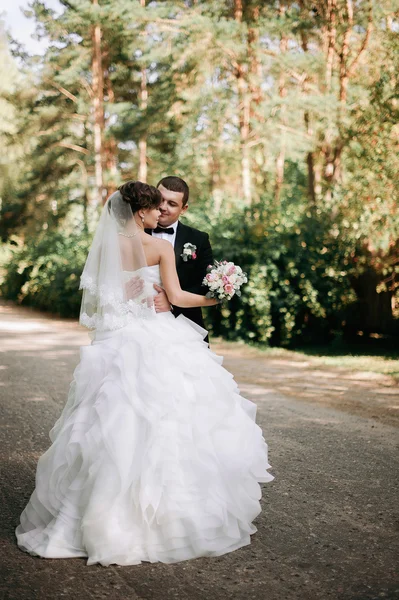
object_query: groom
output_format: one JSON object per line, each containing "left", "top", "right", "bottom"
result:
{"left": 149, "top": 176, "right": 213, "bottom": 332}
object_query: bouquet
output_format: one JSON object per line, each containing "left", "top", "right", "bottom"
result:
{"left": 202, "top": 260, "right": 247, "bottom": 301}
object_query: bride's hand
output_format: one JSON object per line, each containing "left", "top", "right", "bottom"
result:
{"left": 125, "top": 276, "right": 145, "bottom": 300}
{"left": 153, "top": 284, "right": 172, "bottom": 313}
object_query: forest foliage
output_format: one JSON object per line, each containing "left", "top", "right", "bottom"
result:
{"left": 0, "top": 0, "right": 398, "bottom": 345}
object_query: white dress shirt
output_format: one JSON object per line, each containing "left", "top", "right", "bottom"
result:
{"left": 152, "top": 221, "right": 178, "bottom": 247}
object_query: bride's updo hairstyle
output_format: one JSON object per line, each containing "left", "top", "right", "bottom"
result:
{"left": 118, "top": 181, "right": 162, "bottom": 213}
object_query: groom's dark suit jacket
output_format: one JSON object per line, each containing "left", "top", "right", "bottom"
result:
{"left": 148, "top": 221, "right": 213, "bottom": 330}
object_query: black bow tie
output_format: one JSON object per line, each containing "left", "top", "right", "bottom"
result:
{"left": 153, "top": 226, "right": 175, "bottom": 235}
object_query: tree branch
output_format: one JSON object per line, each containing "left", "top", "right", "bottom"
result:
{"left": 54, "top": 141, "right": 90, "bottom": 154}
{"left": 347, "top": 10, "right": 373, "bottom": 77}
{"left": 44, "top": 78, "right": 78, "bottom": 103}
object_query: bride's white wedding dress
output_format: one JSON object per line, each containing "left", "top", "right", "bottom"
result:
{"left": 16, "top": 265, "right": 273, "bottom": 566}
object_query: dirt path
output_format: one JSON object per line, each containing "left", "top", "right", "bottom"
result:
{"left": 0, "top": 302, "right": 398, "bottom": 600}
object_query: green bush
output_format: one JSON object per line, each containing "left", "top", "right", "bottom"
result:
{"left": 1, "top": 229, "right": 91, "bottom": 317}
{"left": 188, "top": 199, "right": 356, "bottom": 346}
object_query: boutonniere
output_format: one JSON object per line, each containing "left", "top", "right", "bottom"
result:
{"left": 181, "top": 243, "right": 197, "bottom": 262}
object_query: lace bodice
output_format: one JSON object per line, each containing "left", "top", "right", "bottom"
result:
{"left": 80, "top": 265, "right": 161, "bottom": 331}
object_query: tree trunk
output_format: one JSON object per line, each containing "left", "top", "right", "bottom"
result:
{"left": 322, "top": 0, "right": 338, "bottom": 196}
{"left": 104, "top": 59, "right": 118, "bottom": 196}
{"left": 76, "top": 158, "right": 89, "bottom": 232}
{"left": 298, "top": 3, "right": 316, "bottom": 205}
{"left": 138, "top": 0, "right": 148, "bottom": 182}
{"left": 247, "top": 5, "right": 264, "bottom": 191}
{"left": 91, "top": 0, "right": 105, "bottom": 205}
{"left": 234, "top": 0, "right": 242, "bottom": 22}
{"left": 304, "top": 108, "right": 316, "bottom": 205}
{"left": 248, "top": 5, "right": 262, "bottom": 107}
{"left": 275, "top": 2, "right": 287, "bottom": 205}
{"left": 306, "top": 151, "right": 316, "bottom": 204}
{"left": 234, "top": 0, "right": 252, "bottom": 205}
{"left": 322, "top": 0, "right": 372, "bottom": 197}
{"left": 324, "top": 0, "right": 337, "bottom": 93}
{"left": 138, "top": 68, "right": 148, "bottom": 182}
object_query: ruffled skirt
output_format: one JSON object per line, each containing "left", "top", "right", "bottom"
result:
{"left": 16, "top": 313, "right": 273, "bottom": 565}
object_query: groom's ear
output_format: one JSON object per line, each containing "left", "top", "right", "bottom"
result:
{"left": 180, "top": 203, "right": 189, "bottom": 216}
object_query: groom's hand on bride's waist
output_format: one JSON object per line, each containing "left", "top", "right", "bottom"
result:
{"left": 153, "top": 284, "right": 172, "bottom": 313}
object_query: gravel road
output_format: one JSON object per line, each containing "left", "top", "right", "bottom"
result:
{"left": 0, "top": 302, "right": 398, "bottom": 600}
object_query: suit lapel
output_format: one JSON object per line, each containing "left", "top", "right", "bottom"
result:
{"left": 174, "top": 222, "right": 186, "bottom": 268}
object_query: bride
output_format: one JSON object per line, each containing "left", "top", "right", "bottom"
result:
{"left": 16, "top": 181, "right": 273, "bottom": 566}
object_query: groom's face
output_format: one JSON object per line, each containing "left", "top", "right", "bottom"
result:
{"left": 157, "top": 184, "right": 188, "bottom": 227}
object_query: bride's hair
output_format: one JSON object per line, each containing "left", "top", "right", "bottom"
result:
{"left": 118, "top": 181, "right": 162, "bottom": 212}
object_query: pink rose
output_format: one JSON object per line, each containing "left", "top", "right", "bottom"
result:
{"left": 224, "top": 284, "right": 234, "bottom": 295}
{"left": 222, "top": 275, "right": 229, "bottom": 283}
{"left": 192, "top": 252, "right": 197, "bottom": 259}
{"left": 227, "top": 266, "right": 236, "bottom": 276}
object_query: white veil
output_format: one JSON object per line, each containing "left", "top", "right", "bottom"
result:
{"left": 79, "top": 191, "right": 155, "bottom": 331}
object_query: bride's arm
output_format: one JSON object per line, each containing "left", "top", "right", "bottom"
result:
{"left": 159, "top": 241, "right": 218, "bottom": 308}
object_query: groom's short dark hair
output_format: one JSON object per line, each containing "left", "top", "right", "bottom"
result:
{"left": 157, "top": 176, "right": 189, "bottom": 207}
